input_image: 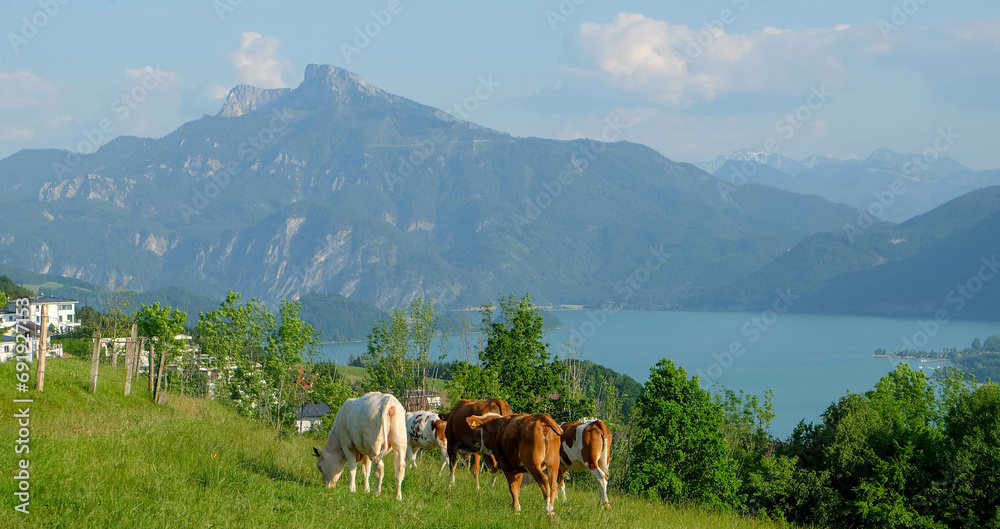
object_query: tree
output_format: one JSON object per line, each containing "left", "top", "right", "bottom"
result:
{"left": 363, "top": 308, "right": 413, "bottom": 395}
{"left": 984, "top": 335, "right": 1000, "bottom": 353}
{"left": 362, "top": 297, "right": 443, "bottom": 398}
{"left": 0, "top": 290, "right": 7, "bottom": 309}
{"left": 198, "top": 291, "right": 277, "bottom": 418}
{"left": 261, "top": 299, "right": 320, "bottom": 428}
{"left": 135, "top": 302, "right": 186, "bottom": 402}
{"left": 627, "top": 359, "right": 739, "bottom": 509}
{"left": 197, "top": 291, "right": 275, "bottom": 365}
{"left": 938, "top": 383, "right": 1000, "bottom": 529}
{"left": 477, "top": 293, "right": 589, "bottom": 419}
{"left": 102, "top": 287, "right": 134, "bottom": 366}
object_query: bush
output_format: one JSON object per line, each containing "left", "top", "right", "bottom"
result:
{"left": 626, "top": 359, "right": 740, "bottom": 509}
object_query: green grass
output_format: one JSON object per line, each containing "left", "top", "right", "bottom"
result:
{"left": 1, "top": 358, "right": 793, "bottom": 528}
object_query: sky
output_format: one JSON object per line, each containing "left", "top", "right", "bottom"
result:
{"left": 1, "top": 0, "right": 998, "bottom": 169}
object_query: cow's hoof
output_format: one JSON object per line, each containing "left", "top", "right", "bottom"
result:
{"left": 602, "top": 503, "right": 612, "bottom": 510}
{"left": 546, "top": 511, "right": 556, "bottom": 518}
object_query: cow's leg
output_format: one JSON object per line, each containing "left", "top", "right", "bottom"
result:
{"left": 597, "top": 448, "right": 612, "bottom": 509}
{"left": 345, "top": 451, "right": 358, "bottom": 493}
{"left": 558, "top": 468, "right": 568, "bottom": 502}
{"left": 406, "top": 444, "right": 416, "bottom": 469}
{"left": 447, "top": 446, "right": 459, "bottom": 486}
{"left": 504, "top": 470, "right": 523, "bottom": 513}
{"left": 527, "top": 464, "right": 554, "bottom": 516}
{"left": 438, "top": 449, "right": 448, "bottom": 476}
{"left": 359, "top": 454, "right": 372, "bottom": 493}
{"left": 472, "top": 454, "right": 482, "bottom": 490}
{"left": 394, "top": 445, "right": 406, "bottom": 501}
{"left": 373, "top": 457, "right": 385, "bottom": 496}
{"left": 593, "top": 467, "right": 610, "bottom": 509}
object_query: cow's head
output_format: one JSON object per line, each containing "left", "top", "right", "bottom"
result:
{"left": 312, "top": 447, "right": 345, "bottom": 488}
{"left": 433, "top": 419, "right": 448, "bottom": 447}
{"left": 465, "top": 414, "right": 503, "bottom": 455}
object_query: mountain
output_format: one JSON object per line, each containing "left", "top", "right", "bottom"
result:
{"left": 696, "top": 150, "right": 816, "bottom": 176}
{"left": 704, "top": 148, "right": 999, "bottom": 222}
{"left": 683, "top": 186, "right": 1000, "bottom": 320}
{"left": 217, "top": 85, "right": 292, "bottom": 117}
{"left": 0, "top": 64, "right": 865, "bottom": 309}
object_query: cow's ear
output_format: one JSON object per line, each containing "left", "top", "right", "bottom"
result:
{"left": 313, "top": 447, "right": 322, "bottom": 458}
{"left": 466, "top": 415, "right": 482, "bottom": 430}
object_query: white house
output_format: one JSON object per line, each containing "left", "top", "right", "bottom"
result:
{"left": 26, "top": 296, "right": 80, "bottom": 334}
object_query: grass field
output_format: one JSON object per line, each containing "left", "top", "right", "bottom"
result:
{"left": 1, "top": 358, "right": 793, "bottom": 528}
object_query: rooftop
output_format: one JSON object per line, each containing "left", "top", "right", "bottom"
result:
{"left": 31, "top": 296, "right": 79, "bottom": 304}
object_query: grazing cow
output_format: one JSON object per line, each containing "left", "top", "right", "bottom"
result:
{"left": 466, "top": 413, "right": 564, "bottom": 517}
{"left": 557, "top": 419, "right": 612, "bottom": 509}
{"left": 441, "top": 398, "right": 513, "bottom": 489}
{"left": 312, "top": 392, "right": 407, "bottom": 500}
{"left": 404, "top": 411, "right": 448, "bottom": 474}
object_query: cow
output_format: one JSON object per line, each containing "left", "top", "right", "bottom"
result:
{"left": 404, "top": 411, "right": 448, "bottom": 474}
{"left": 557, "top": 418, "right": 612, "bottom": 509}
{"left": 311, "top": 392, "right": 407, "bottom": 501}
{"left": 466, "top": 413, "right": 564, "bottom": 517}
{"left": 441, "top": 398, "right": 513, "bottom": 489}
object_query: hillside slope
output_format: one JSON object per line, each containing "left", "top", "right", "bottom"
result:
{"left": 683, "top": 186, "right": 1000, "bottom": 319}
{"left": 0, "top": 358, "right": 789, "bottom": 529}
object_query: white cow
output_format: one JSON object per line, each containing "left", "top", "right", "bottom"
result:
{"left": 312, "top": 392, "right": 407, "bottom": 500}
{"left": 404, "top": 411, "right": 449, "bottom": 474}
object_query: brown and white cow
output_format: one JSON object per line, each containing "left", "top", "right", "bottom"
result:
{"left": 404, "top": 411, "right": 448, "bottom": 474}
{"left": 466, "top": 413, "right": 564, "bottom": 517}
{"left": 558, "top": 418, "right": 612, "bottom": 509}
{"left": 441, "top": 398, "right": 513, "bottom": 489}
{"left": 312, "top": 392, "right": 407, "bottom": 500}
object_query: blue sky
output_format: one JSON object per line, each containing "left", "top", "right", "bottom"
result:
{"left": 1, "top": 0, "right": 998, "bottom": 168}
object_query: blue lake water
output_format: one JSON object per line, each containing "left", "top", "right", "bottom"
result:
{"left": 320, "top": 310, "right": 1000, "bottom": 438}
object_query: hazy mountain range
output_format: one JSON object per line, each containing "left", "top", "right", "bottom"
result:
{"left": 0, "top": 64, "right": 997, "bottom": 321}
{"left": 699, "top": 148, "right": 1000, "bottom": 222}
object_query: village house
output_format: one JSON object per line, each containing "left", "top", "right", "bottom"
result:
{"left": 295, "top": 403, "right": 331, "bottom": 434}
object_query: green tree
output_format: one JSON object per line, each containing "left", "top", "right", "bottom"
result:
{"left": 0, "top": 290, "right": 7, "bottom": 309}
{"left": 362, "top": 297, "right": 442, "bottom": 398}
{"left": 197, "top": 291, "right": 277, "bottom": 417}
{"left": 101, "top": 287, "right": 134, "bottom": 366}
{"left": 627, "top": 359, "right": 739, "bottom": 509}
{"left": 260, "top": 299, "right": 321, "bottom": 428}
{"left": 938, "top": 383, "right": 1000, "bottom": 529}
{"left": 479, "top": 293, "right": 589, "bottom": 418}
{"left": 363, "top": 308, "right": 413, "bottom": 395}
{"left": 135, "top": 302, "right": 187, "bottom": 401}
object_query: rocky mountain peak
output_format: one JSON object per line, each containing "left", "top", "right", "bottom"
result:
{"left": 217, "top": 85, "right": 292, "bottom": 117}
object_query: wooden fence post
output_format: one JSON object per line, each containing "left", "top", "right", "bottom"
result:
{"left": 148, "top": 343, "right": 156, "bottom": 395}
{"left": 124, "top": 324, "right": 138, "bottom": 396}
{"left": 154, "top": 342, "right": 168, "bottom": 404}
{"left": 35, "top": 304, "right": 48, "bottom": 391}
{"left": 89, "top": 331, "right": 102, "bottom": 393}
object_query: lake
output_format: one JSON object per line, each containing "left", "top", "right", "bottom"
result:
{"left": 320, "top": 310, "right": 1000, "bottom": 438}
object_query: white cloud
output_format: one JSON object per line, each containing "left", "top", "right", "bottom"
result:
{"left": 0, "top": 71, "right": 58, "bottom": 110}
{"left": 228, "top": 32, "right": 291, "bottom": 88}
{"left": 0, "top": 71, "right": 68, "bottom": 147}
{"left": 566, "top": 13, "right": 863, "bottom": 107}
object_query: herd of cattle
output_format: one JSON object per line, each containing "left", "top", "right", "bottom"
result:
{"left": 311, "top": 391, "right": 612, "bottom": 517}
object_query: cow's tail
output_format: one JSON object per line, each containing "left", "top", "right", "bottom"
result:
{"left": 382, "top": 395, "right": 404, "bottom": 454}
{"left": 539, "top": 414, "right": 564, "bottom": 436}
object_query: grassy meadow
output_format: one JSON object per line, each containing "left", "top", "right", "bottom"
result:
{"left": 1, "top": 358, "right": 794, "bottom": 528}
